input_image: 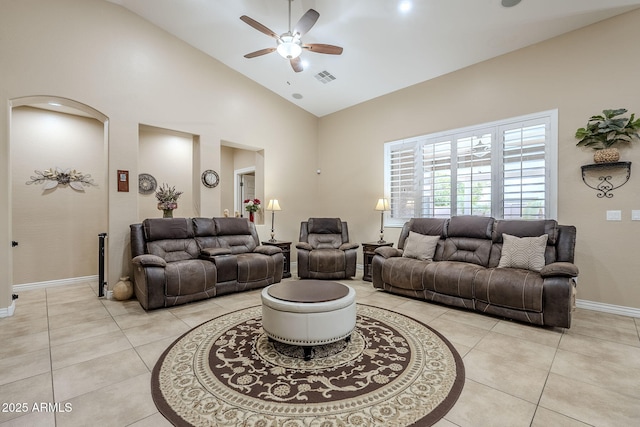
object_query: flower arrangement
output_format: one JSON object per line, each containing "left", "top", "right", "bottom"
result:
{"left": 244, "top": 198, "right": 261, "bottom": 213}
{"left": 156, "top": 183, "right": 183, "bottom": 217}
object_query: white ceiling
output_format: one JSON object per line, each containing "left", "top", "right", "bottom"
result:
{"left": 105, "top": 0, "right": 640, "bottom": 117}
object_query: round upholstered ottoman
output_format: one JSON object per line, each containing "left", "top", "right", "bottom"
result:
{"left": 261, "top": 280, "right": 356, "bottom": 360}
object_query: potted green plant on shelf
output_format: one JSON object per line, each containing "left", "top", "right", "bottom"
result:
{"left": 575, "top": 108, "right": 640, "bottom": 163}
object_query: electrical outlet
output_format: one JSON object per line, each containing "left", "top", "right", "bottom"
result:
{"left": 632, "top": 210, "right": 640, "bottom": 221}
{"left": 606, "top": 210, "right": 622, "bottom": 221}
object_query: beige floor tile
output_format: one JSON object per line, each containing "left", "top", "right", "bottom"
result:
{"left": 432, "top": 418, "right": 459, "bottom": 427}
{"left": 134, "top": 334, "right": 184, "bottom": 371}
{"left": 0, "top": 330, "right": 49, "bottom": 359}
{"left": 0, "top": 372, "right": 53, "bottom": 423}
{"left": 113, "top": 306, "right": 180, "bottom": 330}
{"left": 490, "top": 319, "right": 563, "bottom": 348}
{"left": 0, "top": 314, "right": 48, "bottom": 340}
{"left": 101, "top": 298, "right": 146, "bottom": 317}
{"left": 551, "top": 348, "right": 640, "bottom": 399}
{"left": 573, "top": 307, "right": 638, "bottom": 331}
{"left": 438, "top": 308, "right": 499, "bottom": 331}
{"left": 566, "top": 321, "right": 640, "bottom": 347}
{"left": 51, "top": 330, "right": 133, "bottom": 370}
{"left": 427, "top": 317, "right": 490, "bottom": 348}
{"left": 393, "top": 299, "right": 449, "bottom": 324}
{"left": 52, "top": 348, "right": 149, "bottom": 402}
{"left": 121, "top": 316, "right": 191, "bottom": 347}
{"left": 559, "top": 332, "right": 640, "bottom": 370}
{"left": 172, "top": 304, "right": 234, "bottom": 327}
{"left": 530, "top": 407, "right": 591, "bottom": 427}
{"left": 128, "top": 412, "right": 174, "bottom": 427}
{"left": 55, "top": 372, "right": 157, "bottom": 427}
{"left": 358, "top": 290, "right": 416, "bottom": 310}
{"left": 539, "top": 373, "right": 640, "bottom": 426}
{"left": 444, "top": 379, "right": 536, "bottom": 427}
{"left": 47, "top": 305, "right": 111, "bottom": 330}
{"left": 463, "top": 348, "right": 548, "bottom": 403}
{"left": 0, "top": 349, "right": 51, "bottom": 386}
{"left": 0, "top": 411, "right": 56, "bottom": 427}
{"left": 48, "top": 317, "right": 121, "bottom": 347}
{"left": 46, "top": 284, "right": 96, "bottom": 305}
{"left": 474, "top": 331, "right": 557, "bottom": 371}
{"left": 46, "top": 297, "right": 105, "bottom": 318}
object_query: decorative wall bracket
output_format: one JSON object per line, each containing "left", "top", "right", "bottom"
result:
{"left": 580, "top": 161, "right": 631, "bottom": 198}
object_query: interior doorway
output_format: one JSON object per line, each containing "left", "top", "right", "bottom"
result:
{"left": 235, "top": 167, "right": 255, "bottom": 218}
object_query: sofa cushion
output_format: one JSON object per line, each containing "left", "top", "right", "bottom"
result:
{"left": 442, "top": 237, "right": 492, "bottom": 267}
{"left": 492, "top": 219, "right": 557, "bottom": 244}
{"left": 498, "top": 233, "right": 548, "bottom": 272}
{"left": 164, "top": 259, "right": 217, "bottom": 297}
{"left": 380, "top": 257, "right": 431, "bottom": 291}
{"left": 214, "top": 217, "right": 251, "bottom": 235}
{"left": 192, "top": 217, "right": 217, "bottom": 236}
{"left": 143, "top": 218, "right": 193, "bottom": 241}
{"left": 422, "top": 261, "right": 481, "bottom": 299}
{"left": 217, "top": 235, "right": 257, "bottom": 254}
{"left": 447, "top": 215, "right": 494, "bottom": 239}
{"left": 308, "top": 218, "right": 342, "bottom": 234}
{"left": 409, "top": 218, "right": 448, "bottom": 237}
{"left": 237, "top": 253, "right": 276, "bottom": 283}
{"left": 475, "top": 268, "right": 544, "bottom": 313}
{"left": 309, "top": 249, "right": 346, "bottom": 273}
{"left": 146, "top": 238, "right": 200, "bottom": 262}
{"left": 403, "top": 231, "right": 440, "bottom": 261}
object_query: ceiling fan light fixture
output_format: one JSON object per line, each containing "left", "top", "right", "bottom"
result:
{"left": 277, "top": 35, "right": 302, "bottom": 59}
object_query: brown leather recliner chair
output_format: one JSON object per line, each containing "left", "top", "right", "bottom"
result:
{"left": 296, "top": 218, "right": 359, "bottom": 279}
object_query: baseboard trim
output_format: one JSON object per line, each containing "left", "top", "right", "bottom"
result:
{"left": 12, "top": 275, "right": 98, "bottom": 292}
{"left": 0, "top": 299, "right": 16, "bottom": 318}
{"left": 576, "top": 299, "right": 640, "bottom": 318}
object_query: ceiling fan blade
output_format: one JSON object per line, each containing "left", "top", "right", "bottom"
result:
{"left": 290, "top": 57, "right": 303, "bottom": 73}
{"left": 303, "top": 44, "right": 343, "bottom": 55}
{"left": 293, "top": 9, "right": 319, "bottom": 36}
{"left": 240, "top": 15, "right": 279, "bottom": 39}
{"left": 244, "top": 48, "right": 277, "bottom": 58}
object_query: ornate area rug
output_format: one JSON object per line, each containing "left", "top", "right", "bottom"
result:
{"left": 152, "top": 304, "right": 464, "bottom": 426}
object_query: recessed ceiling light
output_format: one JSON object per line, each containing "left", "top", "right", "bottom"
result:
{"left": 292, "top": 93, "right": 303, "bottom": 99}
{"left": 399, "top": 1, "right": 413, "bottom": 13}
{"left": 501, "top": 0, "right": 522, "bottom": 7}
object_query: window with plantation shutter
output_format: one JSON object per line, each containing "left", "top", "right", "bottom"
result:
{"left": 384, "top": 110, "right": 557, "bottom": 226}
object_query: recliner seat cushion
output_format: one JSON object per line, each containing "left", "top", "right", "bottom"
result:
{"left": 381, "top": 257, "right": 431, "bottom": 291}
{"left": 474, "top": 268, "right": 544, "bottom": 312}
{"left": 309, "top": 249, "right": 346, "bottom": 273}
{"left": 422, "top": 261, "right": 481, "bottom": 299}
{"left": 164, "top": 259, "right": 216, "bottom": 297}
{"left": 237, "top": 253, "right": 276, "bottom": 283}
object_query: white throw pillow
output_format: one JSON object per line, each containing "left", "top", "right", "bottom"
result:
{"left": 498, "top": 233, "right": 548, "bottom": 272}
{"left": 402, "top": 231, "right": 440, "bottom": 261}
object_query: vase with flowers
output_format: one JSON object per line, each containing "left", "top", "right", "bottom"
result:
{"left": 244, "top": 198, "right": 261, "bottom": 222}
{"left": 156, "top": 183, "right": 183, "bottom": 218}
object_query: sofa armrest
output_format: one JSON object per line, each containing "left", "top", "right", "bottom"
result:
{"left": 254, "top": 245, "right": 282, "bottom": 256}
{"left": 339, "top": 242, "right": 360, "bottom": 251}
{"left": 132, "top": 254, "right": 167, "bottom": 268}
{"left": 296, "top": 242, "right": 313, "bottom": 251}
{"left": 540, "top": 262, "right": 579, "bottom": 278}
{"left": 201, "top": 247, "right": 232, "bottom": 257}
{"left": 375, "top": 246, "right": 402, "bottom": 258}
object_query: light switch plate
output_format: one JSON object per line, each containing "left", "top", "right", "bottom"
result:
{"left": 632, "top": 210, "right": 640, "bottom": 221}
{"left": 606, "top": 210, "right": 622, "bottom": 221}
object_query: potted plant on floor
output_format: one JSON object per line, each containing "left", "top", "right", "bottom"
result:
{"left": 575, "top": 108, "right": 640, "bottom": 163}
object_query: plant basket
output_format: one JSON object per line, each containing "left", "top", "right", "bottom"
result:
{"left": 593, "top": 148, "right": 620, "bottom": 164}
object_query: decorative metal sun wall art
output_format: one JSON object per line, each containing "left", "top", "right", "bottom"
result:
{"left": 26, "top": 167, "right": 96, "bottom": 191}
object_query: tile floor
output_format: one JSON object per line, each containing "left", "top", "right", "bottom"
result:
{"left": 1, "top": 273, "right": 640, "bottom": 427}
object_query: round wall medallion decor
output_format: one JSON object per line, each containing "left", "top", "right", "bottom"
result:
{"left": 201, "top": 169, "right": 219, "bottom": 188}
{"left": 138, "top": 173, "right": 157, "bottom": 194}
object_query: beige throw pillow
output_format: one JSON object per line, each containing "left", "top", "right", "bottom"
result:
{"left": 402, "top": 231, "right": 440, "bottom": 261}
{"left": 498, "top": 233, "right": 548, "bottom": 272}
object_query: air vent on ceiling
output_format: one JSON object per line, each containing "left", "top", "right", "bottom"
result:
{"left": 314, "top": 70, "right": 336, "bottom": 84}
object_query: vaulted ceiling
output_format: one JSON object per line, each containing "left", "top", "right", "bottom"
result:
{"left": 106, "top": 0, "right": 640, "bottom": 117}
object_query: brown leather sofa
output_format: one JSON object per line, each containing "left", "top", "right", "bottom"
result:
{"left": 296, "top": 218, "right": 359, "bottom": 279}
{"left": 372, "top": 216, "right": 578, "bottom": 328}
{"left": 130, "top": 217, "right": 284, "bottom": 310}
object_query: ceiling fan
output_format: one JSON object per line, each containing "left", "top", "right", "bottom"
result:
{"left": 240, "top": 0, "right": 343, "bottom": 73}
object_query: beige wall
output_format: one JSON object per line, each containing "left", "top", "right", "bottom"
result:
{"left": 138, "top": 126, "right": 196, "bottom": 221}
{"left": 318, "top": 9, "right": 640, "bottom": 309}
{"left": 0, "top": 0, "right": 319, "bottom": 309}
{"left": 11, "top": 107, "right": 107, "bottom": 284}
{"left": 1, "top": 0, "right": 639, "bottom": 312}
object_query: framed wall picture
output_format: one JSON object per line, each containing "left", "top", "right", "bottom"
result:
{"left": 117, "top": 170, "right": 129, "bottom": 192}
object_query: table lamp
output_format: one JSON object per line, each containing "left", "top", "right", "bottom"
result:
{"left": 375, "top": 198, "right": 390, "bottom": 243}
{"left": 266, "top": 199, "right": 282, "bottom": 242}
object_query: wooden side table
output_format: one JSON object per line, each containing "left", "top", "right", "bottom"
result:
{"left": 262, "top": 240, "right": 292, "bottom": 278}
{"left": 362, "top": 242, "right": 393, "bottom": 282}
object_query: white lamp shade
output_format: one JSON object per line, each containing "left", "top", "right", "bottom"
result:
{"left": 276, "top": 36, "right": 302, "bottom": 59}
{"left": 267, "top": 199, "right": 282, "bottom": 211}
{"left": 375, "top": 198, "right": 390, "bottom": 211}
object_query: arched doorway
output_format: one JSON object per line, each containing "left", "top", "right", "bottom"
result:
{"left": 9, "top": 96, "right": 108, "bottom": 293}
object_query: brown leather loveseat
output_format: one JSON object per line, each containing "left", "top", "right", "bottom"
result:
{"left": 372, "top": 215, "right": 578, "bottom": 328}
{"left": 130, "top": 217, "right": 284, "bottom": 310}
